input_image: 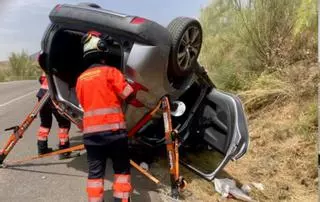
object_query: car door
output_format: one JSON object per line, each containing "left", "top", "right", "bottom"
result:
{"left": 179, "top": 88, "right": 249, "bottom": 181}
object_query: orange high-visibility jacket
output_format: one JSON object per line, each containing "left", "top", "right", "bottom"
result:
{"left": 76, "top": 65, "right": 134, "bottom": 134}
{"left": 40, "top": 72, "right": 48, "bottom": 90}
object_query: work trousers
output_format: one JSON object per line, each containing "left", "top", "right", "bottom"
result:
{"left": 84, "top": 130, "right": 132, "bottom": 202}
{"left": 38, "top": 98, "right": 71, "bottom": 130}
{"left": 37, "top": 92, "right": 71, "bottom": 145}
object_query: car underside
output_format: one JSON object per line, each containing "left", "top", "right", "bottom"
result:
{"left": 37, "top": 3, "right": 249, "bottom": 182}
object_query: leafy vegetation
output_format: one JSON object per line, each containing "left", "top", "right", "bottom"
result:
{"left": 0, "top": 51, "right": 41, "bottom": 82}
{"left": 193, "top": 0, "right": 319, "bottom": 201}
{"left": 199, "top": 0, "right": 318, "bottom": 92}
{"left": 199, "top": 0, "right": 318, "bottom": 127}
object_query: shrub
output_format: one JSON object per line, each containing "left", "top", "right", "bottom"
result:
{"left": 5, "top": 51, "right": 41, "bottom": 81}
{"left": 199, "top": 0, "right": 317, "bottom": 93}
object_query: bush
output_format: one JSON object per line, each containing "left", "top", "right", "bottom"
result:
{"left": 199, "top": 0, "right": 319, "bottom": 143}
{"left": 0, "top": 51, "right": 42, "bottom": 81}
{"left": 197, "top": 1, "right": 318, "bottom": 201}
{"left": 199, "top": 0, "right": 317, "bottom": 92}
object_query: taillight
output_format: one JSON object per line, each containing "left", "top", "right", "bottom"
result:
{"left": 130, "top": 17, "right": 146, "bottom": 24}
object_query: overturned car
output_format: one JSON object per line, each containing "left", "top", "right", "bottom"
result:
{"left": 38, "top": 3, "right": 249, "bottom": 181}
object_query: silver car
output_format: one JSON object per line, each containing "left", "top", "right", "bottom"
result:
{"left": 38, "top": 3, "right": 249, "bottom": 181}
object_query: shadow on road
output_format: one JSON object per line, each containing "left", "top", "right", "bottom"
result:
{"left": 5, "top": 135, "right": 244, "bottom": 201}
{"left": 6, "top": 166, "right": 85, "bottom": 178}
{"left": 67, "top": 151, "right": 159, "bottom": 202}
{"left": 66, "top": 136, "right": 160, "bottom": 202}
{"left": 6, "top": 162, "right": 68, "bottom": 168}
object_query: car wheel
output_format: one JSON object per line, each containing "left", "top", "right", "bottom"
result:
{"left": 167, "top": 17, "right": 203, "bottom": 77}
{"left": 77, "top": 2, "right": 101, "bottom": 8}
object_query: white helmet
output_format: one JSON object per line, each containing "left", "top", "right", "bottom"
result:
{"left": 81, "top": 31, "right": 108, "bottom": 59}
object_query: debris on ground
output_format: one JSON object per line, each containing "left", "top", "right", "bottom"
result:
{"left": 251, "top": 182, "right": 264, "bottom": 191}
{"left": 241, "top": 184, "right": 252, "bottom": 194}
{"left": 214, "top": 178, "right": 234, "bottom": 198}
{"left": 214, "top": 178, "right": 257, "bottom": 202}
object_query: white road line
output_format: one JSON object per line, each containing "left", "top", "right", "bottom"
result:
{"left": 0, "top": 90, "right": 37, "bottom": 107}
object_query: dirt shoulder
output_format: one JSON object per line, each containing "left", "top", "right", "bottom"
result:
{"left": 150, "top": 98, "right": 317, "bottom": 202}
{"left": 222, "top": 100, "right": 317, "bottom": 202}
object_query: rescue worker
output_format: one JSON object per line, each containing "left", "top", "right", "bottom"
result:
{"left": 76, "top": 31, "right": 144, "bottom": 202}
{"left": 36, "top": 71, "right": 72, "bottom": 159}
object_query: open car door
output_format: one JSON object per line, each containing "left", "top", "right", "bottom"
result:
{"left": 179, "top": 88, "right": 249, "bottom": 181}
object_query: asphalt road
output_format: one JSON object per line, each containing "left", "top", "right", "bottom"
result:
{"left": 0, "top": 81, "right": 164, "bottom": 202}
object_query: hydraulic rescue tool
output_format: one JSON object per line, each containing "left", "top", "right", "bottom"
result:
{"left": 0, "top": 92, "right": 50, "bottom": 165}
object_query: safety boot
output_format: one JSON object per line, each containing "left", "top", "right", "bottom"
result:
{"left": 114, "top": 197, "right": 130, "bottom": 202}
{"left": 58, "top": 141, "right": 71, "bottom": 160}
{"left": 58, "top": 142, "right": 81, "bottom": 160}
{"left": 113, "top": 198, "right": 119, "bottom": 202}
{"left": 37, "top": 140, "right": 53, "bottom": 155}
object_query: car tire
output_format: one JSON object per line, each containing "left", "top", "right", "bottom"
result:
{"left": 167, "top": 17, "right": 203, "bottom": 77}
{"left": 77, "top": 2, "right": 101, "bottom": 8}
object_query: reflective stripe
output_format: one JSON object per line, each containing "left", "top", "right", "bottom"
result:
{"left": 59, "top": 138, "right": 69, "bottom": 141}
{"left": 39, "top": 127, "right": 50, "bottom": 133}
{"left": 59, "top": 138, "right": 69, "bottom": 144}
{"left": 58, "top": 133, "right": 69, "bottom": 144}
{"left": 114, "top": 175, "right": 131, "bottom": 184}
{"left": 113, "top": 191, "right": 130, "bottom": 199}
{"left": 41, "top": 84, "right": 48, "bottom": 89}
{"left": 38, "top": 127, "right": 49, "bottom": 140}
{"left": 37, "top": 136, "right": 48, "bottom": 141}
{"left": 83, "top": 122, "right": 126, "bottom": 133}
{"left": 88, "top": 197, "right": 104, "bottom": 202}
{"left": 87, "top": 179, "right": 104, "bottom": 201}
{"left": 87, "top": 180, "right": 104, "bottom": 188}
{"left": 40, "top": 74, "right": 49, "bottom": 89}
{"left": 84, "top": 107, "right": 122, "bottom": 118}
{"left": 59, "top": 128, "right": 69, "bottom": 134}
{"left": 38, "top": 132, "right": 49, "bottom": 137}
{"left": 119, "top": 84, "right": 134, "bottom": 99}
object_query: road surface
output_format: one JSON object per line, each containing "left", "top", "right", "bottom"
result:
{"left": 0, "top": 81, "right": 163, "bottom": 202}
